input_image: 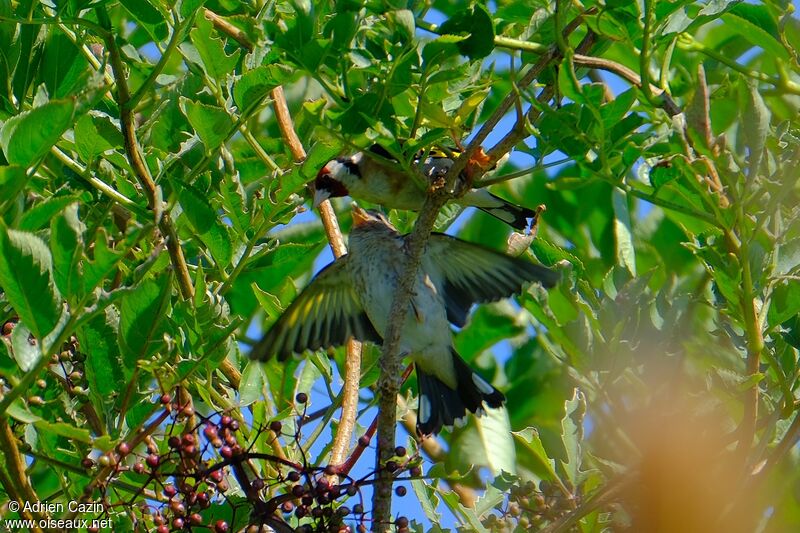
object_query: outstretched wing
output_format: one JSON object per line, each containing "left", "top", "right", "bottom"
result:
{"left": 249, "top": 258, "right": 382, "bottom": 361}
{"left": 424, "top": 234, "right": 559, "bottom": 327}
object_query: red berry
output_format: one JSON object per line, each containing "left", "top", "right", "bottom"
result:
{"left": 214, "top": 521, "right": 229, "bottom": 533}
{"left": 160, "top": 393, "right": 171, "bottom": 404}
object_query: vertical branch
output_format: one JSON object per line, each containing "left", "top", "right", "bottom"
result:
{"left": 95, "top": 7, "right": 195, "bottom": 301}
{"left": 737, "top": 239, "right": 764, "bottom": 452}
{"left": 0, "top": 417, "right": 45, "bottom": 531}
{"left": 270, "top": 86, "right": 363, "bottom": 468}
{"left": 372, "top": 194, "right": 447, "bottom": 531}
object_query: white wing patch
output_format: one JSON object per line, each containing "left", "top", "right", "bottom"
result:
{"left": 418, "top": 395, "right": 431, "bottom": 424}
{"left": 472, "top": 373, "right": 496, "bottom": 395}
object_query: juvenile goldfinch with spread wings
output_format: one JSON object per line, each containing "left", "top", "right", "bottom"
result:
{"left": 250, "top": 206, "right": 558, "bottom": 434}
{"left": 313, "top": 144, "right": 538, "bottom": 231}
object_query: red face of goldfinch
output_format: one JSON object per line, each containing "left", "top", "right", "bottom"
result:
{"left": 250, "top": 205, "right": 559, "bottom": 434}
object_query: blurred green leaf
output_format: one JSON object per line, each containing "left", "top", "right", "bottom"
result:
{"left": 439, "top": 4, "right": 495, "bottom": 60}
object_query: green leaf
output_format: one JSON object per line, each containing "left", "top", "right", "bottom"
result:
{"left": 560, "top": 389, "right": 585, "bottom": 485}
{"left": 180, "top": 97, "right": 233, "bottom": 151}
{"left": 118, "top": 275, "right": 171, "bottom": 364}
{"left": 513, "top": 427, "right": 559, "bottom": 482}
{"left": 440, "top": 491, "right": 489, "bottom": 532}
{"left": 0, "top": 227, "right": 62, "bottom": 339}
{"left": 411, "top": 478, "right": 441, "bottom": 523}
{"left": 79, "top": 308, "right": 128, "bottom": 412}
{"left": 74, "top": 111, "right": 123, "bottom": 160}
{"left": 0, "top": 99, "right": 75, "bottom": 167}
{"left": 439, "top": 4, "right": 495, "bottom": 60}
{"left": 239, "top": 360, "right": 266, "bottom": 406}
{"left": 33, "top": 420, "right": 92, "bottom": 444}
{"left": 612, "top": 187, "right": 636, "bottom": 276}
{"left": 741, "top": 78, "right": 770, "bottom": 175}
{"left": 119, "top": 0, "right": 168, "bottom": 42}
{"left": 455, "top": 303, "right": 524, "bottom": 357}
{"left": 0, "top": 166, "right": 28, "bottom": 207}
{"left": 273, "top": 142, "right": 340, "bottom": 204}
{"left": 189, "top": 14, "right": 240, "bottom": 81}
{"left": 724, "top": 4, "right": 788, "bottom": 60}
{"left": 768, "top": 281, "right": 800, "bottom": 329}
{"left": 39, "top": 31, "right": 88, "bottom": 98}
{"left": 475, "top": 406, "right": 516, "bottom": 476}
{"left": 50, "top": 203, "right": 85, "bottom": 299}
{"left": 10, "top": 322, "right": 41, "bottom": 372}
{"left": 175, "top": 180, "right": 233, "bottom": 267}
{"left": 19, "top": 196, "right": 77, "bottom": 232}
{"left": 233, "top": 65, "right": 291, "bottom": 112}
{"left": 475, "top": 472, "right": 518, "bottom": 517}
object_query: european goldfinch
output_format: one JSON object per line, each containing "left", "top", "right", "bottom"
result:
{"left": 250, "top": 206, "right": 558, "bottom": 434}
{"left": 313, "top": 145, "right": 538, "bottom": 231}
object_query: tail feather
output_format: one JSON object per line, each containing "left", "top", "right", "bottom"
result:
{"left": 477, "top": 192, "right": 537, "bottom": 231}
{"left": 416, "top": 349, "right": 505, "bottom": 435}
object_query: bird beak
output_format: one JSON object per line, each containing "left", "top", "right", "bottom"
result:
{"left": 351, "top": 205, "right": 370, "bottom": 227}
{"left": 312, "top": 187, "right": 331, "bottom": 209}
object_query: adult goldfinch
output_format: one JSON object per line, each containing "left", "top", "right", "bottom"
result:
{"left": 250, "top": 206, "right": 558, "bottom": 434}
{"left": 313, "top": 145, "right": 538, "bottom": 231}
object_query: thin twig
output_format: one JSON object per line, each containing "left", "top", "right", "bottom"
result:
{"left": 95, "top": 7, "right": 195, "bottom": 301}
{"left": 0, "top": 417, "right": 45, "bottom": 530}
{"left": 269, "top": 84, "right": 364, "bottom": 470}
{"left": 573, "top": 54, "right": 681, "bottom": 116}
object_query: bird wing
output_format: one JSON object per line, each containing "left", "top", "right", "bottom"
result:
{"left": 424, "top": 234, "right": 559, "bottom": 327}
{"left": 249, "top": 258, "right": 382, "bottom": 361}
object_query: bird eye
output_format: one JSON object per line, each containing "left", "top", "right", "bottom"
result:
{"left": 340, "top": 160, "right": 361, "bottom": 177}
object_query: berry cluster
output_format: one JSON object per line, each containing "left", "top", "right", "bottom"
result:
{"left": 482, "top": 480, "right": 578, "bottom": 531}
{"left": 79, "top": 390, "right": 421, "bottom": 531}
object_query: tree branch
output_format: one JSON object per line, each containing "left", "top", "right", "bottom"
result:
{"left": 96, "top": 7, "right": 195, "bottom": 302}
{"left": 0, "top": 417, "right": 45, "bottom": 531}
{"left": 269, "top": 85, "right": 364, "bottom": 471}
{"left": 372, "top": 192, "right": 449, "bottom": 531}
